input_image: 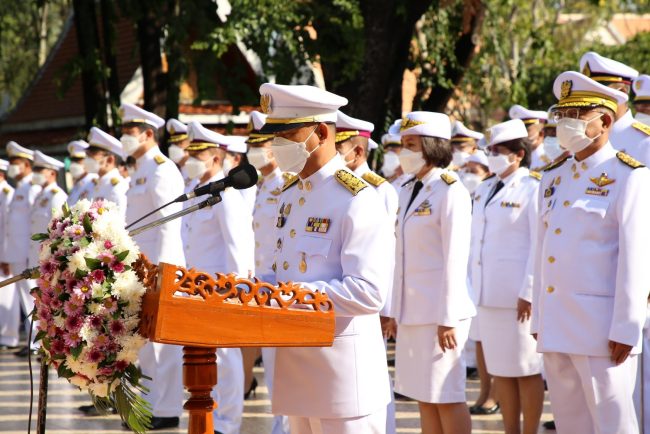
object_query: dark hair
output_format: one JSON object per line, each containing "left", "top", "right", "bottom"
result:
{"left": 496, "top": 138, "right": 531, "bottom": 168}
{"left": 421, "top": 136, "right": 452, "bottom": 168}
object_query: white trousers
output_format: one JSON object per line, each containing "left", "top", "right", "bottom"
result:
{"left": 544, "top": 352, "right": 639, "bottom": 434}
{"left": 139, "top": 342, "right": 183, "bottom": 417}
{"left": 212, "top": 347, "right": 244, "bottom": 434}
{"left": 0, "top": 276, "right": 20, "bottom": 347}
{"left": 10, "top": 261, "right": 38, "bottom": 349}
{"left": 262, "top": 347, "right": 290, "bottom": 434}
{"left": 288, "top": 407, "right": 387, "bottom": 434}
{"left": 383, "top": 338, "right": 396, "bottom": 434}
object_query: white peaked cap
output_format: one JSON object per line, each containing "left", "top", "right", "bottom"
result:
{"left": 508, "top": 104, "right": 548, "bottom": 124}
{"left": 258, "top": 83, "right": 348, "bottom": 133}
{"left": 249, "top": 110, "right": 267, "bottom": 131}
{"left": 0, "top": 159, "right": 9, "bottom": 171}
{"left": 452, "top": 121, "right": 484, "bottom": 140}
{"left": 6, "top": 141, "right": 34, "bottom": 161}
{"left": 633, "top": 74, "right": 650, "bottom": 102}
{"left": 335, "top": 110, "right": 374, "bottom": 133}
{"left": 381, "top": 133, "right": 401, "bottom": 146}
{"left": 120, "top": 103, "right": 165, "bottom": 129}
{"left": 553, "top": 71, "right": 627, "bottom": 114}
{"left": 166, "top": 118, "right": 188, "bottom": 135}
{"left": 467, "top": 150, "right": 489, "bottom": 167}
{"left": 67, "top": 140, "right": 89, "bottom": 158}
{"left": 485, "top": 119, "right": 528, "bottom": 147}
{"left": 388, "top": 119, "right": 402, "bottom": 135}
{"left": 187, "top": 121, "right": 228, "bottom": 151}
{"left": 225, "top": 136, "right": 248, "bottom": 154}
{"left": 34, "top": 151, "right": 64, "bottom": 171}
{"left": 580, "top": 51, "right": 638, "bottom": 84}
{"left": 399, "top": 111, "right": 451, "bottom": 140}
{"left": 87, "top": 127, "right": 123, "bottom": 157}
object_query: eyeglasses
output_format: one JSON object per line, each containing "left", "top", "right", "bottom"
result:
{"left": 551, "top": 108, "right": 603, "bottom": 123}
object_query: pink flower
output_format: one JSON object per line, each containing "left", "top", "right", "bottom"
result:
{"left": 37, "top": 307, "right": 52, "bottom": 322}
{"left": 65, "top": 224, "right": 85, "bottom": 240}
{"left": 98, "top": 365, "right": 115, "bottom": 376}
{"left": 98, "top": 253, "right": 115, "bottom": 266}
{"left": 63, "top": 296, "right": 84, "bottom": 316}
{"left": 40, "top": 292, "right": 52, "bottom": 305}
{"left": 51, "top": 338, "right": 65, "bottom": 354}
{"left": 109, "top": 320, "right": 126, "bottom": 336}
{"left": 89, "top": 315, "right": 103, "bottom": 329}
{"left": 86, "top": 348, "right": 104, "bottom": 363}
{"left": 115, "top": 360, "right": 129, "bottom": 372}
{"left": 63, "top": 332, "right": 81, "bottom": 348}
{"left": 94, "top": 334, "right": 110, "bottom": 348}
{"left": 39, "top": 260, "right": 57, "bottom": 277}
{"left": 65, "top": 315, "right": 83, "bottom": 331}
{"left": 110, "top": 262, "right": 125, "bottom": 273}
{"left": 50, "top": 298, "right": 63, "bottom": 310}
{"left": 102, "top": 298, "right": 118, "bottom": 315}
{"left": 46, "top": 324, "right": 58, "bottom": 338}
{"left": 90, "top": 269, "right": 105, "bottom": 283}
{"left": 104, "top": 240, "right": 114, "bottom": 250}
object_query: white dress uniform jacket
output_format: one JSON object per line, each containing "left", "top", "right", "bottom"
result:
{"left": 253, "top": 167, "right": 285, "bottom": 282}
{"left": 272, "top": 155, "right": 393, "bottom": 419}
{"left": 392, "top": 168, "right": 476, "bottom": 327}
{"left": 29, "top": 183, "right": 67, "bottom": 264}
{"left": 67, "top": 173, "right": 97, "bottom": 205}
{"left": 610, "top": 109, "right": 650, "bottom": 164}
{"left": 531, "top": 143, "right": 650, "bottom": 356}
{"left": 92, "top": 168, "right": 128, "bottom": 220}
{"left": 530, "top": 146, "right": 551, "bottom": 172}
{"left": 470, "top": 168, "right": 539, "bottom": 306}
{"left": 0, "top": 180, "right": 14, "bottom": 262}
{"left": 6, "top": 174, "right": 41, "bottom": 266}
{"left": 240, "top": 185, "right": 258, "bottom": 214}
{"left": 390, "top": 173, "right": 411, "bottom": 195}
{"left": 0, "top": 180, "right": 18, "bottom": 347}
{"left": 354, "top": 162, "right": 399, "bottom": 217}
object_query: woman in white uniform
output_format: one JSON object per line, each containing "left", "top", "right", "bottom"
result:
{"left": 392, "top": 111, "right": 476, "bottom": 434}
{"left": 470, "top": 119, "right": 544, "bottom": 434}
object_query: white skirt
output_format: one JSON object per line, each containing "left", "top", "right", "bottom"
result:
{"left": 479, "top": 306, "right": 542, "bottom": 377}
{"left": 469, "top": 311, "right": 481, "bottom": 341}
{"left": 394, "top": 320, "right": 470, "bottom": 403}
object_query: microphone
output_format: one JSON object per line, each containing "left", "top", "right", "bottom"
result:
{"left": 174, "top": 163, "right": 258, "bottom": 203}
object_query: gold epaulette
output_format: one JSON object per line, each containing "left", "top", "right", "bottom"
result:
{"left": 282, "top": 172, "right": 295, "bottom": 182}
{"left": 111, "top": 177, "right": 120, "bottom": 186}
{"left": 335, "top": 169, "right": 367, "bottom": 196}
{"left": 616, "top": 151, "right": 645, "bottom": 169}
{"left": 2, "top": 187, "right": 9, "bottom": 194}
{"left": 529, "top": 171, "right": 542, "bottom": 180}
{"left": 281, "top": 174, "right": 299, "bottom": 192}
{"left": 51, "top": 188, "right": 59, "bottom": 194}
{"left": 440, "top": 172, "right": 457, "bottom": 185}
{"left": 543, "top": 155, "right": 570, "bottom": 172}
{"left": 154, "top": 154, "right": 166, "bottom": 165}
{"left": 361, "top": 171, "right": 386, "bottom": 187}
{"left": 632, "top": 122, "right": 650, "bottom": 136}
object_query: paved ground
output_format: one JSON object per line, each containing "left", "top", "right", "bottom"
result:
{"left": 0, "top": 342, "right": 554, "bottom": 433}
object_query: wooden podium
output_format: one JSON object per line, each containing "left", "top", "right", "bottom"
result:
{"left": 134, "top": 258, "right": 335, "bottom": 434}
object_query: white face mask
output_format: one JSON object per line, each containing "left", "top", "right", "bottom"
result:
{"left": 32, "top": 172, "right": 46, "bottom": 186}
{"left": 83, "top": 157, "right": 101, "bottom": 174}
{"left": 184, "top": 156, "right": 211, "bottom": 180}
{"left": 459, "top": 171, "right": 483, "bottom": 194}
{"left": 222, "top": 157, "right": 235, "bottom": 176}
{"left": 120, "top": 134, "right": 143, "bottom": 157}
{"left": 556, "top": 114, "right": 602, "bottom": 155}
{"left": 543, "top": 136, "right": 564, "bottom": 162}
{"left": 452, "top": 150, "right": 471, "bottom": 167}
{"left": 7, "top": 164, "right": 22, "bottom": 179}
{"left": 168, "top": 144, "right": 187, "bottom": 164}
{"left": 487, "top": 153, "right": 513, "bottom": 176}
{"left": 69, "top": 162, "right": 86, "bottom": 179}
{"left": 247, "top": 147, "right": 273, "bottom": 170}
{"left": 126, "top": 166, "right": 135, "bottom": 177}
{"left": 271, "top": 128, "right": 320, "bottom": 174}
{"left": 381, "top": 152, "right": 400, "bottom": 178}
{"left": 341, "top": 147, "right": 356, "bottom": 166}
{"left": 398, "top": 149, "right": 426, "bottom": 175}
{"left": 635, "top": 112, "right": 650, "bottom": 126}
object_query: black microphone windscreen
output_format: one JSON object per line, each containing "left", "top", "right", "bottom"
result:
{"left": 230, "top": 164, "right": 258, "bottom": 190}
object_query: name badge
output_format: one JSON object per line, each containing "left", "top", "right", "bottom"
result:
{"left": 585, "top": 187, "right": 609, "bottom": 197}
{"left": 266, "top": 197, "right": 278, "bottom": 204}
{"left": 306, "top": 217, "right": 330, "bottom": 233}
{"left": 501, "top": 201, "right": 521, "bottom": 208}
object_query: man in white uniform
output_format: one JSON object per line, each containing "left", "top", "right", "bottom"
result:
{"left": 579, "top": 52, "right": 650, "bottom": 163}
{"left": 632, "top": 74, "right": 650, "bottom": 126}
{"left": 66, "top": 140, "right": 96, "bottom": 205}
{"left": 86, "top": 127, "right": 128, "bottom": 219}
{"left": 0, "top": 159, "right": 16, "bottom": 350}
{"left": 225, "top": 134, "right": 257, "bottom": 213}
{"left": 2, "top": 142, "right": 42, "bottom": 357}
{"left": 259, "top": 83, "right": 393, "bottom": 434}
{"left": 166, "top": 118, "right": 190, "bottom": 168}
{"left": 532, "top": 71, "right": 650, "bottom": 434}
{"left": 450, "top": 120, "right": 484, "bottom": 170}
{"left": 509, "top": 104, "right": 549, "bottom": 171}
{"left": 120, "top": 103, "right": 186, "bottom": 430}
{"left": 182, "top": 121, "right": 253, "bottom": 434}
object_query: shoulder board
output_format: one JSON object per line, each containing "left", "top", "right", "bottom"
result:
{"left": 616, "top": 151, "right": 645, "bottom": 169}
{"left": 282, "top": 172, "right": 294, "bottom": 182}
{"left": 281, "top": 174, "right": 300, "bottom": 192}
{"left": 440, "top": 172, "right": 457, "bottom": 185}
{"left": 401, "top": 176, "right": 416, "bottom": 187}
{"left": 335, "top": 169, "right": 367, "bottom": 196}
{"left": 51, "top": 188, "right": 59, "bottom": 194}
{"left": 2, "top": 187, "right": 9, "bottom": 194}
{"left": 632, "top": 122, "right": 650, "bottom": 136}
{"left": 361, "top": 171, "right": 386, "bottom": 187}
{"left": 111, "top": 177, "right": 120, "bottom": 186}
{"left": 529, "top": 171, "right": 542, "bottom": 180}
{"left": 543, "top": 155, "right": 570, "bottom": 172}
{"left": 154, "top": 155, "right": 166, "bottom": 165}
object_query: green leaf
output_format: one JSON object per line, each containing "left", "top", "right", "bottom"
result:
{"left": 79, "top": 237, "right": 91, "bottom": 248}
{"left": 83, "top": 214, "right": 93, "bottom": 234}
{"left": 57, "top": 362, "right": 74, "bottom": 379}
{"left": 31, "top": 233, "right": 49, "bottom": 241}
{"left": 62, "top": 203, "right": 71, "bottom": 218}
{"left": 115, "top": 250, "right": 129, "bottom": 262}
{"left": 34, "top": 330, "right": 47, "bottom": 343}
{"left": 70, "top": 345, "right": 83, "bottom": 360}
{"left": 74, "top": 269, "right": 88, "bottom": 280}
{"left": 85, "top": 257, "right": 102, "bottom": 270}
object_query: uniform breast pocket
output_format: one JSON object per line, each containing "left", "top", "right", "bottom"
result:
{"left": 296, "top": 235, "right": 332, "bottom": 259}
{"left": 572, "top": 198, "right": 609, "bottom": 219}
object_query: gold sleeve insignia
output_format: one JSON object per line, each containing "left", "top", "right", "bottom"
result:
{"left": 616, "top": 151, "right": 645, "bottom": 169}
{"left": 632, "top": 122, "right": 650, "bottom": 136}
{"left": 440, "top": 172, "right": 457, "bottom": 185}
{"left": 281, "top": 174, "right": 299, "bottom": 192}
{"left": 111, "top": 177, "right": 120, "bottom": 186}
{"left": 335, "top": 169, "right": 367, "bottom": 195}
{"left": 361, "top": 171, "right": 386, "bottom": 187}
{"left": 529, "top": 171, "right": 542, "bottom": 180}
{"left": 154, "top": 155, "right": 166, "bottom": 165}
{"left": 543, "top": 155, "right": 570, "bottom": 172}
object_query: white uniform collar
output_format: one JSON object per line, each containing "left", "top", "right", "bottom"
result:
{"left": 419, "top": 166, "right": 445, "bottom": 184}
{"left": 17, "top": 173, "right": 33, "bottom": 187}
{"left": 42, "top": 182, "right": 59, "bottom": 193}
{"left": 300, "top": 154, "right": 344, "bottom": 192}
{"left": 353, "top": 161, "right": 371, "bottom": 177}
{"left": 572, "top": 141, "right": 615, "bottom": 171}
{"left": 99, "top": 167, "right": 120, "bottom": 181}
{"left": 136, "top": 146, "right": 161, "bottom": 164}
{"left": 613, "top": 110, "right": 634, "bottom": 136}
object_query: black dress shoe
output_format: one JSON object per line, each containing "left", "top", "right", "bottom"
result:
{"left": 214, "top": 431, "right": 224, "bottom": 434}
{"left": 470, "top": 403, "right": 500, "bottom": 415}
{"left": 15, "top": 346, "right": 38, "bottom": 357}
{"left": 78, "top": 404, "right": 116, "bottom": 416}
{"left": 543, "top": 420, "right": 556, "bottom": 430}
{"left": 150, "top": 416, "right": 180, "bottom": 430}
{"left": 244, "top": 377, "right": 258, "bottom": 400}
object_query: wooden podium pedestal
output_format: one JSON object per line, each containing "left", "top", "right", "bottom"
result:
{"left": 135, "top": 260, "right": 335, "bottom": 434}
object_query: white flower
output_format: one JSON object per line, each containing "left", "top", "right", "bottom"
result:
{"left": 70, "top": 375, "right": 90, "bottom": 389}
{"left": 88, "top": 302, "right": 104, "bottom": 315}
{"left": 69, "top": 250, "right": 87, "bottom": 274}
{"left": 112, "top": 270, "right": 146, "bottom": 305}
{"left": 53, "top": 315, "right": 65, "bottom": 329}
{"left": 91, "top": 283, "right": 104, "bottom": 299}
{"left": 80, "top": 322, "right": 97, "bottom": 344}
{"left": 72, "top": 199, "right": 91, "bottom": 215}
{"left": 39, "top": 244, "right": 52, "bottom": 262}
{"left": 88, "top": 381, "right": 109, "bottom": 398}
{"left": 116, "top": 334, "right": 146, "bottom": 363}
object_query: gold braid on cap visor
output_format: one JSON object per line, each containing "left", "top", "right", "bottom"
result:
{"left": 400, "top": 118, "right": 426, "bottom": 132}
{"left": 168, "top": 134, "right": 188, "bottom": 143}
{"left": 187, "top": 142, "right": 220, "bottom": 152}
{"left": 556, "top": 91, "right": 618, "bottom": 113}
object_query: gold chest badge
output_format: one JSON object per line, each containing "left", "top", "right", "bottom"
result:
{"left": 414, "top": 200, "right": 432, "bottom": 216}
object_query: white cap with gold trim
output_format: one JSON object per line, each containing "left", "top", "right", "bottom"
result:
{"left": 6, "top": 141, "right": 34, "bottom": 161}
{"left": 580, "top": 51, "right": 638, "bottom": 85}
{"left": 399, "top": 111, "right": 451, "bottom": 140}
{"left": 451, "top": 121, "right": 484, "bottom": 141}
{"left": 508, "top": 105, "right": 548, "bottom": 125}
{"left": 87, "top": 127, "right": 123, "bottom": 157}
{"left": 119, "top": 103, "right": 165, "bottom": 129}
{"left": 68, "top": 140, "right": 89, "bottom": 159}
{"left": 335, "top": 110, "right": 375, "bottom": 147}
{"left": 34, "top": 151, "right": 64, "bottom": 171}
{"left": 246, "top": 110, "right": 274, "bottom": 144}
{"left": 633, "top": 74, "right": 650, "bottom": 103}
{"left": 166, "top": 118, "right": 188, "bottom": 143}
{"left": 553, "top": 71, "right": 627, "bottom": 113}
{"left": 485, "top": 119, "right": 528, "bottom": 147}
{"left": 187, "top": 121, "right": 228, "bottom": 152}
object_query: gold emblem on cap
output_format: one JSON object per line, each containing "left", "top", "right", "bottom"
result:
{"left": 169, "top": 126, "right": 176, "bottom": 135}
{"left": 118, "top": 107, "right": 125, "bottom": 118}
{"left": 560, "top": 80, "right": 572, "bottom": 99}
{"left": 484, "top": 128, "right": 492, "bottom": 144}
{"left": 260, "top": 94, "right": 272, "bottom": 114}
{"left": 399, "top": 117, "right": 425, "bottom": 132}
{"left": 582, "top": 62, "right": 591, "bottom": 77}
{"left": 636, "top": 80, "right": 643, "bottom": 90}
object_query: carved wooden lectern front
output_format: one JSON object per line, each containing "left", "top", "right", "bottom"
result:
{"left": 134, "top": 259, "right": 336, "bottom": 434}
